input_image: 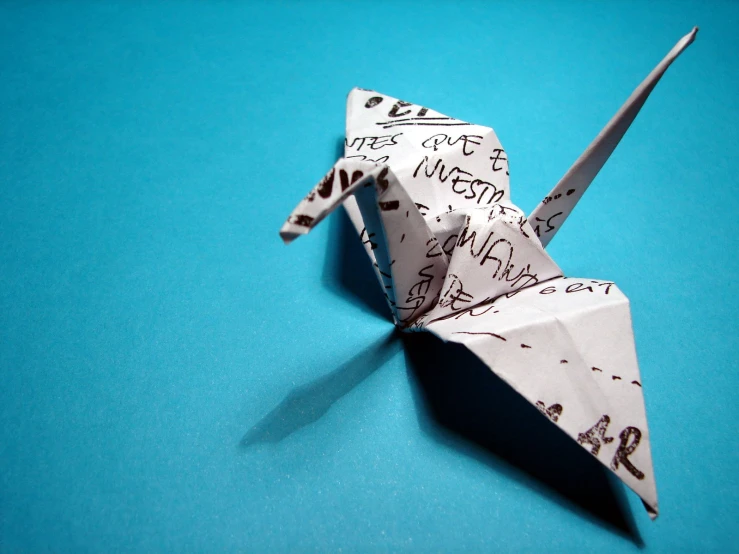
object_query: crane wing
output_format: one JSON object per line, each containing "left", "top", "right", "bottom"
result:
{"left": 530, "top": 27, "right": 697, "bottom": 247}
{"left": 280, "top": 158, "right": 448, "bottom": 325}
{"left": 420, "top": 277, "right": 658, "bottom": 518}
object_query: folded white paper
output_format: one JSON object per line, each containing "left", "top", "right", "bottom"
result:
{"left": 280, "top": 28, "right": 697, "bottom": 519}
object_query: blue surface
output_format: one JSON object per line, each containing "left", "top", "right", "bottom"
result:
{"left": 1, "top": 1, "right": 737, "bottom": 551}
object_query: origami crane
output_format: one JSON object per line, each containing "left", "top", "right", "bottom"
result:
{"left": 280, "top": 28, "right": 697, "bottom": 519}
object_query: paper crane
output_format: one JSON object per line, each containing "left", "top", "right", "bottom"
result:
{"left": 280, "top": 28, "right": 697, "bottom": 519}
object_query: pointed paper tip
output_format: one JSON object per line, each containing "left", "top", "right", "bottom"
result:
{"left": 279, "top": 232, "right": 298, "bottom": 245}
{"left": 279, "top": 224, "right": 303, "bottom": 245}
{"left": 643, "top": 499, "right": 659, "bottom": 521}
{"left": 673, "top": 27, "right": 698, "bottom": 57}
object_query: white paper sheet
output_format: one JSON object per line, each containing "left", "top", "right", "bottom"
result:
{"left": 280, "top": 28, "right": 698, "bottom": 519}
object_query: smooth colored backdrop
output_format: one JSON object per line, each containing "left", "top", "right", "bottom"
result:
{"left": 1, "top": 1, "right": 737, "bottom": 552}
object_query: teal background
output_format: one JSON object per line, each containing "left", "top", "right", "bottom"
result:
{"left": 1, "top": 1, "right": 737, "bottom": 552}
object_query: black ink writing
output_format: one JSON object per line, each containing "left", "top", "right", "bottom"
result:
{"left": 388, "top": 100, "right": 412, "bottom": 118}
{"left": 452, "top": 331, "right": 506, "bottom": 341}
{"left": 339, "top": 169, "right": 364, "bottom": 192}
{"left": 610, "top": 427, "right": 645, "bottom": 480}
{"left": 490, "top": 148, "right": 509, "bottom": 175}
{"left": 415, "top": 203, "right": 429, "bottom": 216}
{"left": 421, "top": 133, "right": 483, "bottom": 156}
{"left": 425, "top": 238, "right": 444, "bottom": 258}
{"left": 290, "top": 214, "right": 314, "bottom": 227}
{"left": 566, "top": 282, "right": 594, "bottom": 294}
{"left": 451, "top": 303, "right": 497, "bottom": 320}
{"left": 533, "top": 212, "right": 562, "bottom": 237}
{"left": 442, "top": 234, "right": 458, "bottom": 257}
{"left": 577, "top": 415, "right": 614, "bottom": 456}
{"left": 361, "top": 227, "right": 378, "bottom": 250}
{"left": 414, "top": 156, "right": 504, "bottom": 205}
{"left": 536, "top": 281, "right": 614, "bottom": 296}
{"left": 536, "top": 401, "right": 563, "bottom": 423}
{"left": 376, "top": 167, "right": 390, "bottom": 192}
{"left": 345, "top": 154, "right": 390, "bottom": 164}
{"left": 316, "top": 168, "right": 336, "bottom": 199}
{"left": 365, "top": 96, "right": 384, "bottom": 108}
{"left": 345, "top": 133, "right": 402, "bottom": 152}
{"left": 397, "top": 265, "right": 436, "bottom": 324}
{"left": 438, "top": 274, "right": 473, "bottom": 311}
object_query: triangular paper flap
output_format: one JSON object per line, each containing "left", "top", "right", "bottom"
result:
{"left": 423, "top": 277, "right": 658, "bottom": 517}
{"left": 346, "top": 88, "right": 458, "bottom": 138}
{"left": 344, "top": 89, "right": 510, "bottom": 222}
{"left": 280, "top": 159, "right": 447, "bottom": 324}
{"left": 280, "top": 158, "right": 379, "bottom": 244}
{"left": 355, "top": 169, "right": 449, "bottom": 326}
{"left": 419, "top": 204, "right": 562, "bottom": 324}
{"left": 530, "top": 27, "right": 697, "bottom": 249}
